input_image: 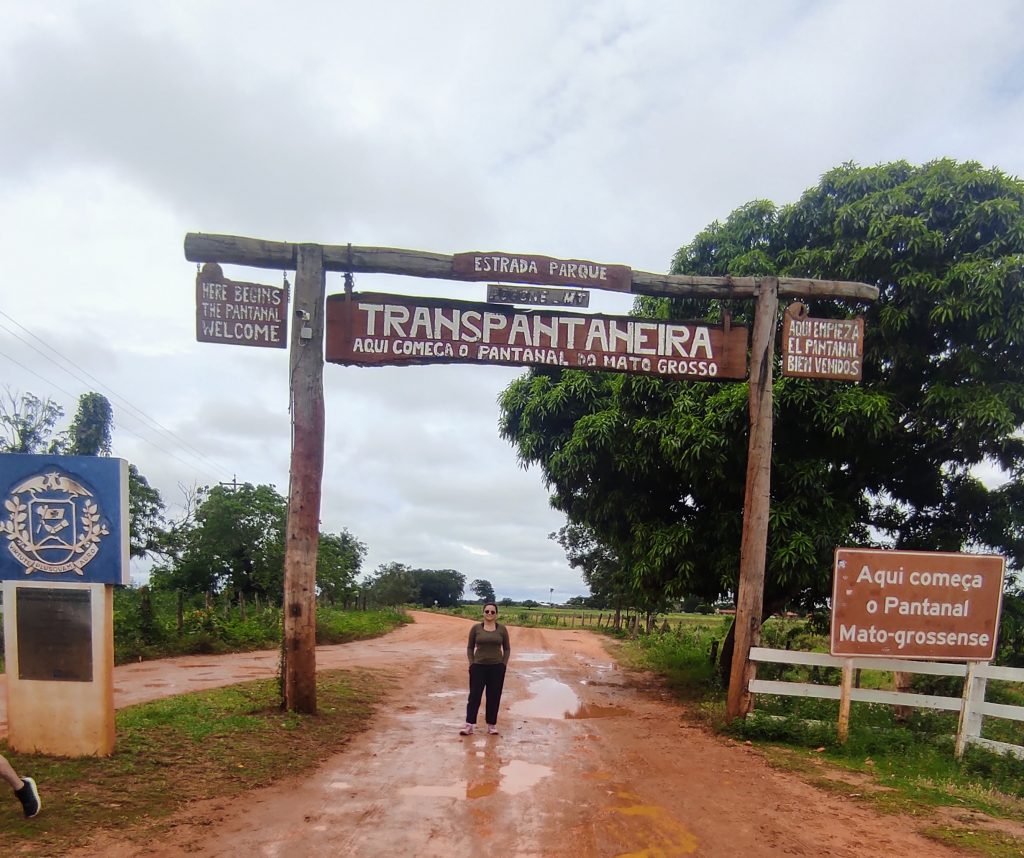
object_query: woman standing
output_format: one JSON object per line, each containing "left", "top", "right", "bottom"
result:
{"left": 460, "top": 602, "right": 510, "bottom": 736}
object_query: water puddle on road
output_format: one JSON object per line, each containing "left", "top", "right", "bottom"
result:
{"left": 499, "top": 759, "right": 552, "bottom": 795}
{"left": 399, "top": 759, "right": 552, "bottom": 801}
{"left": 514, "top": 651, "right": 554, "bottom": 662}
{"left": 511, "top": 678, "right": 579, "bottom": 718}
{"left": 399, "top": 783, "right": 466, "bottom": 799}
{"left": 511, "top": 677, "right": 630, "bottom": 720}
{"left": 566, "top": 702, "right": 630, "bottom": 719}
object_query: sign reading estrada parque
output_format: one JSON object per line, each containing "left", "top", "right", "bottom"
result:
{"left": 452, "top": 251, "right": 632, "bottom": 293}
{"left": 830, "top": 548, "right": 1005, "bottom": 660}
{"left": 325, "top": 292, "right": 749, "bottom": 380}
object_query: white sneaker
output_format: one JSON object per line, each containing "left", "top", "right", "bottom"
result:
{"left": 487, "top": 725, "right": 499, "bottom": 735}
{"left": 459, "top": 723, "right": 475, "bottom": 735}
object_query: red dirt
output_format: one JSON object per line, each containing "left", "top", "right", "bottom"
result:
{"left": 17, "top": 611, "right": 973, "bottom": 856}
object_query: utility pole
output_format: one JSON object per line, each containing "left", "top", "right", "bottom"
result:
{"left": 727, "top": 278, "right": 779, "bottom": 719}
{"left": 282, "top": 245, "right": 325, "bottom": 714}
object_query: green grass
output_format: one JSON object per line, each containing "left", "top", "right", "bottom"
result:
{"left": 435, "top": 603, "right": 730, "bottom": 635}
{"left": 922, "top": 826, "right": 1024, "bottom": 857}
{"left": 619, "top": 618, "right": 1024, "bottom": 857}
{"left": 108, "top": 587, "right": 410, "bottom": 663}
{"left": 0, "top": 669, "right": 391, "bottom": 855}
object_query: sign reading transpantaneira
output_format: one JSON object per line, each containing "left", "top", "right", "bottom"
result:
{"left": 830, "top": 548, "right": 1005, "bottom": 660}
{"left": 452, "top": 251, "right": 632, "bottom": 293}
{"left": 195, "top": 262, "right": 288, "bottom": 348}
{"left": 781, "top": 302, "right": 863, "bottom": 382}
{"left": 325, "top": 292, "right": 749, "bottom": 380}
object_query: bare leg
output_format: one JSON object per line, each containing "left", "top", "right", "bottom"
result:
{"left": 0, "top": 754, "right": 23, "bottom": 791}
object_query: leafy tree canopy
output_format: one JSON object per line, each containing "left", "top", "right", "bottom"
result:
{"left": 365, "top": 562, "right": 417, "bottom": 607}
{"left": 500, "top": 159, "right": 1024, "bottom": 611}
{"left": 317, "top": 529, "right": 367, "bottom": 604}
{"left": 151, "top": 483, "right": 286, "bottom": 601}
{"left": 1, "top": 388, "right": 167, "bottom": 558}
{"left": 470, "top": 578, "right": 496, "bottom": 603}
{"left": 409, "top": 568, "right": 465, "bottom": 607}
{"left": 0, "top": 388, "right": 64, "bottom": 454}
{"left": 67, "top": 392, "right": 113, "bottom": 456}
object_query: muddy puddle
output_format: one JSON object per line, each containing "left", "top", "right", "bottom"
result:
{"left": 511, "top": 676, "right": 630, "bottom": 720}
{"left": 398, "top": 758, "right": 553, "bottom": 800}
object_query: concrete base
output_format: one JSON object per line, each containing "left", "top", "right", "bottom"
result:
{"left": 3, "top": 581, "right": 115, "bottom": 756}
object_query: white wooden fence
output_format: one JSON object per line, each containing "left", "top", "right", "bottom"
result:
{"left": 748, "top": 647, "right": 1024, "bottom": 759}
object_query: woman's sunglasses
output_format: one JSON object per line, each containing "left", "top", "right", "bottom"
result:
{"left": 484, "top": 609, "right": 496, "bottom": 615}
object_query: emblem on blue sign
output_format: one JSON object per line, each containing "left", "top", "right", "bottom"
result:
{"left": 0, "top": 455, "right": 129, "bottom": 584}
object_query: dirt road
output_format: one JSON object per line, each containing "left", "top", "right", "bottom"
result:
{"left": 53, "top": 611, "right": 966, "bottom": 857}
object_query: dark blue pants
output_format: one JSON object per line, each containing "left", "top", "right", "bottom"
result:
{"left": 466, "top": 663, "right": 506, "bottom": 725}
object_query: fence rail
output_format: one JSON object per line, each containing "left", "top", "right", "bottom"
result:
{"left": 747, "top": 647, "right": 1024, "bottom": 759}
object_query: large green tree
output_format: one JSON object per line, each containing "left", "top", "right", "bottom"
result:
{"left": 317, "top": 529, "right": 367, "bottom": 605}
{"left": 66, "top": 392, "right": 113, "bottom": 456}
{"left": 365, "top": 562, "right": 417, "bottom": 607}
{"left": 1, "top": 389, "right": 167, "bottom": 557}
{"left": 552, "top": 523, "right": 629, "bottom": 614}
{"left": 0, "top": 388, "right": 64, "bottom": 453}
{"left": 500, "top": 160, "right": 1024, "bottom": 622}
{"left": 152, "top": 483, "right": 287, "bottom": 602}
{"left": 470, "top": 578, "right": 496, "bottom": 603}
{"left": 409, "top": 568, "right": 465, "bottom": 607}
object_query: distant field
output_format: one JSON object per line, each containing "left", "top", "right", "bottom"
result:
{"left": 436, "top": 604, "right": 731, "bottom": 632}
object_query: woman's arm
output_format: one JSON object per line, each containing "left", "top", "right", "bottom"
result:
{"left": 501, "top": 624, "right": 510, "bottom": 665}
{"left": 466, "top": 624, "right": 478, "bottom": 664}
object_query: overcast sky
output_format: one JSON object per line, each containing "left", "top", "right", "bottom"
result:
{"left": 2, "top": 2, "right": 1023, "bottom": 601}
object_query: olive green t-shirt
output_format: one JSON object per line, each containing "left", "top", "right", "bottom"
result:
{"left": 467, "top": 622, "right": 510, "bottom": 665}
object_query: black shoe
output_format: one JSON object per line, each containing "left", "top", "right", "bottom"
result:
{"left": 15, "top": 777, "right": 40, "bottom": 818}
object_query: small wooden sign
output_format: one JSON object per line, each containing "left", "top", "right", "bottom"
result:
{"left": 486, "top": 284, "right": 590, "bottom": 308}
{"left": 195, "top": 263, "right": 288, "bottom": 349}
{"left": 325, "top": 292, "right": 748, "bottom": 381}
{"left": 452, "top": 251, "right": 632, "bottom": 293}
{"left": 781, "top": 303, "right": 863, "bottom": 381}
{"left": 830, "top": 548, "right": 1005, "bottom": 660}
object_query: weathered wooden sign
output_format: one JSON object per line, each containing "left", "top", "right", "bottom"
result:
{"left": 325, "top": 293, "right": 748, "bottom": 380}
{"left": 486, "top": 284, "right": 590, "bottom": 308}
{"left": 781, "top": 303, "right": 863, "bottom": 381}
{"left": 195, "top": 262, "right": 288, "bottom": 348}
{"left": 452, "top": 251, "right": 632, "bottom": 293}
{"left": 830, "top": 548, "right": 1005, "bottom": 660}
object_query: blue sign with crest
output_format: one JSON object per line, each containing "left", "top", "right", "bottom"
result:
{"left": 0, "top": 455, "right": 129, "bottom": 585}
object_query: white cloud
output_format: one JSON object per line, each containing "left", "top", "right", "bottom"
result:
{"left": 2, "top": 0, "right": 1022, "bottom": 601}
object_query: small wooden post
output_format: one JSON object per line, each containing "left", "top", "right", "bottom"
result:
{"left": 727, "top": 278, "right": 779, "bottom": 720}
{"left": 965, "top": 664, "right": 988, "bottom": 742}
{"left": 955, "top": 661, "right": 985, "bottom": 760}
{"left": 893, "top": 670, "right": 913, "bottom": 721}
{"left": 837, "top": 658, "right": 854, "bottom": 743}
{"left": 283, "top": 244, "right": 326, "bottom": 714}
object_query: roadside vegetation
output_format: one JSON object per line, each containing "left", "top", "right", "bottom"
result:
{"left": 111, "top": 587, "right": 410, "bottom": 664}
{"left": 614, "top": 612, "right": 1024, "bottom": 857}
{"left": 0, "top": 669, "right": 389, "bottom": 856}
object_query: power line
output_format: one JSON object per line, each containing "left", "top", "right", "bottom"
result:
{"left": 0, "top": 310, "right": 233, "bottom": 478}
{"left": 0, "top": 345, "right": 227, "bottom": 482}
{"left": 0, "top": 318, "right": 233, "bottom": 483}
{"left": 0, "top": 311, "right": 231, "bottom": 476}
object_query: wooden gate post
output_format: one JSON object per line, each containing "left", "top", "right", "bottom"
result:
{"left": 955, "top": 661, "right": 987, "bottom": 760}
{"left": 283, "top": 244, "right": 326, "bottom": 714}
{"left": 837, "top": 658, "right": 854, "bottom": 743}
{"left": 727, "top": 277, "right": 779, "bottom": 720}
